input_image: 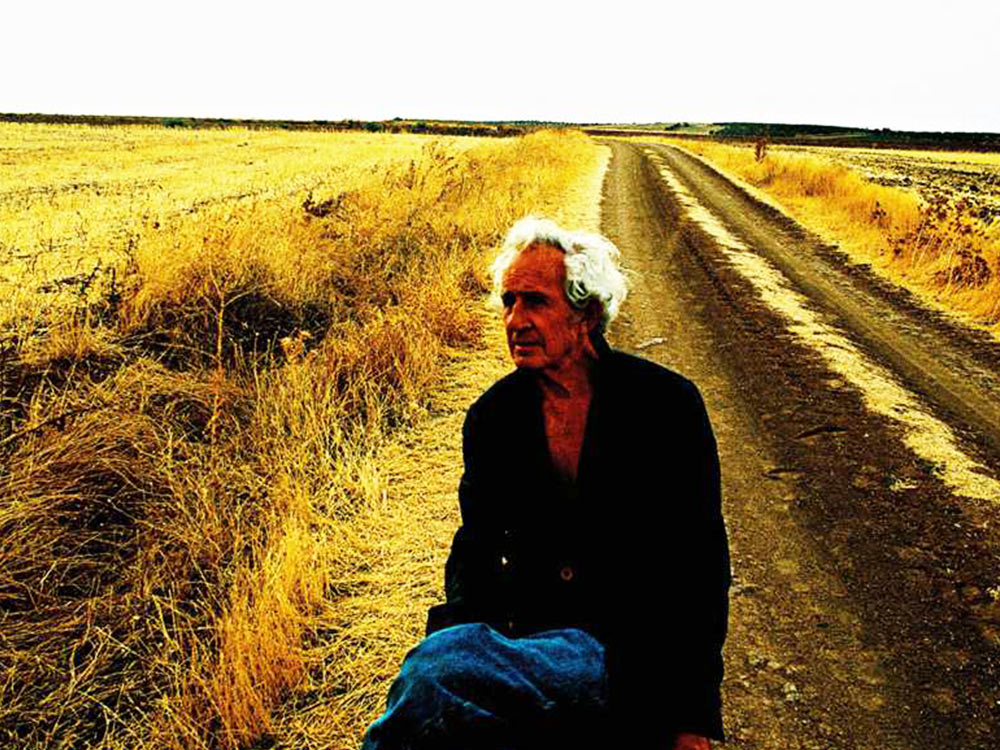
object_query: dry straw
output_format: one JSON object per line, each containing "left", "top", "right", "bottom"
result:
{"left": 0, "top": 126, "right": 605, "bottom": 748}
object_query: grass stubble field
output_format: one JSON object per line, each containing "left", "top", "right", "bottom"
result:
{"left": 0, "top": 123, "right": 608, "bottom": 748}
{"left": 4, "top": 121, "right": 998, "bottom": 749}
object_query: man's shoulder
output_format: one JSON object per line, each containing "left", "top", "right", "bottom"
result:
{"left": 603, "top": 347, "right": 702, "bottom": 402}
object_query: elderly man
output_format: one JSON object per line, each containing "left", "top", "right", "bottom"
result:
{"left": 362, "top": 218, "right": 731, "bottom": 750}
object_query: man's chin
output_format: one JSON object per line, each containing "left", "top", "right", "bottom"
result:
{"left": 511, "top": 352, "right": 543, "bottom": 369}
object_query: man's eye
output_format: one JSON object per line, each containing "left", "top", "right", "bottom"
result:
{"left": 501, "top": 293, "right": 515, "bottom": 308}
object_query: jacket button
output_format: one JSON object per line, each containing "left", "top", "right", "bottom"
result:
{"left": 560, "top": 566, "right": 574, "bottom": 582}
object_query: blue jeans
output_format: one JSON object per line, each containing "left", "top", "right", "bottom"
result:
{"left": 361, "top": 623, "right": 609, "bottom": 750}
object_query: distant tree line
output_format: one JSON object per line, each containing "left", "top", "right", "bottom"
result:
{"left": 713, "top": 122, "right": 1000, "bottom": 152}
{"left": 5, "top": 113, "right": 995, "bottom": 151}
{"left": 583, "top": 121, "right": 1000, "bottom": 152}
{"left": 0, "top": 112, "right": 535, "bottom": 138}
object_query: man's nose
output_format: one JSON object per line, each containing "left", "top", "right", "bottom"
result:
{"left": 507, "top": 299, "right": 530, "bottom": 329}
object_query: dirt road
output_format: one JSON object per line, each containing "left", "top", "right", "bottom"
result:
{"left": 600, "top": 141, "right": 1000, "bottom": 749}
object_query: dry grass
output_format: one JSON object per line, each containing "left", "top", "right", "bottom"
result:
{"left": 0, "top": 124, "right": 608, "bottom": 748}
{"left": 266, "top": 314, "right": 515, "bottom": 749}
{"left": 649, "top": 138, "right": 1000, "bottom": 338}
{"left": 0, "top": 124, "right": 463, "bottom": 324}
{"left": 264, "top": 149, "right": 610, "bottom": 750}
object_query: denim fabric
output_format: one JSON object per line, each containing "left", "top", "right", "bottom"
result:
{"left": 361, "top": 623, "right": 609, "bottom": 750}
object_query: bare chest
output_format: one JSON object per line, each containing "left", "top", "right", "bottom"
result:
{"left": 542, "top": 395, "right": 591, "bottom": 482}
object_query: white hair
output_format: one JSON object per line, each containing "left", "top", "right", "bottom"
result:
{"left": 490, "top": 216, "right": 628, "bottom": 333}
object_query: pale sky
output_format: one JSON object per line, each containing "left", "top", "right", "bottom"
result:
{"left": 6, "top": 0, "right": 998, "bottom": 132}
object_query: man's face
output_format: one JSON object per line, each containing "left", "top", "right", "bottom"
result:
{"left": 500, "top": 243, "right": 592, "bottom": 374}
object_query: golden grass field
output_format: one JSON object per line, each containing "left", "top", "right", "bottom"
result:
{"left": 0, "top": 124, "right": 480, "bottom": 333}
{"left": 644, "top": 138, "right": 1000, "bottom": 339}
{"left": 0, "top": 123, "right": 609, "bottom": 748}
{"left": 9, "top": 120, "right": 996, "bottom": 748}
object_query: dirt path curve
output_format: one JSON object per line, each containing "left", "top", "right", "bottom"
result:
{"left": 601, "top": 141, "right": 1000, "bottom": 749}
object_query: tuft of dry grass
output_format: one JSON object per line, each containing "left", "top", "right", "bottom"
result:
{"left": 654, "top": 138, "right": 1000, "bottom": 337}
{"left": 0, "top": 125, "right": 608, "bottom": 748}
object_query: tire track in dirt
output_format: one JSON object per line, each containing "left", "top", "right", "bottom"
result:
{"left": 645, "top": 146, "right": 1000, "bottom": 504}
{"left": 600, "top": 140, "right": 1000, "bottom": 749}
{"left": 650, "top": 142, "right": 1000, "bottom": 467}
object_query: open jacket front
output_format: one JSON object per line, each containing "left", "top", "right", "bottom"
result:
{"left": 426, "top": 335, "right": 731, "bottom": 742}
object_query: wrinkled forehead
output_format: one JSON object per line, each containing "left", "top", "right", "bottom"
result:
{"left": 500, "top": 243, "right": 566, "bottom": 291}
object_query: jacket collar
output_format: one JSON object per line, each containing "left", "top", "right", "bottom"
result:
{"left": 591, "top": 329, "right": 612, "bottom": 360}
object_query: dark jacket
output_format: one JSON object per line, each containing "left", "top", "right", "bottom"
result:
{"left": 426, "top": 334, "right": 731, "bottom": 743}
